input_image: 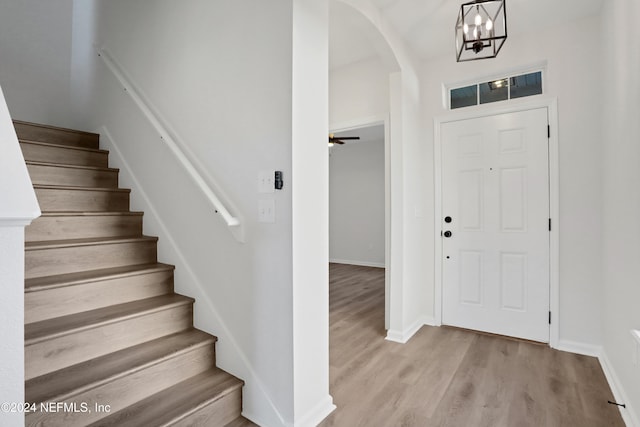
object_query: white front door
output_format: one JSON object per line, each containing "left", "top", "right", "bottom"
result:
{"left": 441, "top": 108, "right": 550, "bottom": 342}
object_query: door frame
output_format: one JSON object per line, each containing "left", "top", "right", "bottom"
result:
{"left": 329, "top": 114, "right": 391, "bottom": 329}
{"left": 433, "top": 97, "right": 559, "bottom": 348}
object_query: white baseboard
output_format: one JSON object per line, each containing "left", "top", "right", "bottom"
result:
{"left": 554, "top": 339, "right": 638, "bottom": 427}
{"left": 294, "top": 395, "right": 336, "bottom": 427}
{"left": 555, "top": 339, "right": 602, "bottom": 357}
{"left": 386, "top": 316, "right": 434, "bottom": 343}
{"left": 599, "top": 351, "right": 639, "bottom": 427}
{"left": 329, "top": 258, "right": 385, "bottom": 268}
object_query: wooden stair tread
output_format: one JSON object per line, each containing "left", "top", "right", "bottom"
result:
{"left": 20, "top": 119, "right": 245, "bottom": 424}
{"left": 26, "top": 328, "right": 216, "bottom": 403}
{"left": 25, "top": 294, "right": 194, "bottom": 345}
{"left": 25, "top": 235, "right": 158, "bottom": 251}
{"left": 14, "top": 120, "right": 99, "bottom": 138}
{"left": 26, "top": 160, "right": 119, "bottom": 173}
{"left": 25, "top": 263, "right": 174, "bottom": 293}
{"left": 37, "top": 211, "right": 143, "bottom": 217}
{"left": 19, "top": 139, "right": 108, "bottom": 154}
{"left": 14, "top": 120, "right": 99, "bottom": 149}
{"left": 33, "top": 183, "right": 130, "bottom": 193}
{"left": 89, "top": 369, "right": 243, "bottom": 427}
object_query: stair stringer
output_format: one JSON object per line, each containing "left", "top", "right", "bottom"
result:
{"left": 98, "top": 126, "right": 289, "bottom": 427}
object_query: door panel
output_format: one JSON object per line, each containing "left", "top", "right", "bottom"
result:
{"left": 441, "top": 108, "right": 550, "bottom": 342}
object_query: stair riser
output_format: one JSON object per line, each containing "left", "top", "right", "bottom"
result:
{"left": 26, "top": 214, "right": 143, "bottom": 242}
{"left": 21, "top": 142, "right": 109, "bottom": 168}
{"left": 27, "top": 164, "right": 118, "bottom": 188}
{"left": 34, "top": 187, "right": 130, "bottom": 212}
{"left": 26, "top": 303, "right": 193, "bottom": 380}
{"left": 26, "top": 270, "right": 174, "bottom": 324}
{"left": 14, "top": 122, "right": 99, "bottom": 149}
{"left": 25, "top": 240, "right": 157, "bottom": 279}
{"left": 26, "top": 343, "right": 215, "bottom": 427}
{"left": 171, "top": 388, "right": 242, "bottom": 427}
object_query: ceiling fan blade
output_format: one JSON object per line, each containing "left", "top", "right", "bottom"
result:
{"left": 328, "top": 135, "right": 360, "bottom": 145}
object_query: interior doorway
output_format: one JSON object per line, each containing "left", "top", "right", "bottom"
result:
{"left": 329, "top": 119, "right": 390, "bottom": 328}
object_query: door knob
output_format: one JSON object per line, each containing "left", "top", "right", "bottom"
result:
{"left": 444, "top": 216, "right": 452, "bottom": 223}
{"left": 444, "top": 230, "right": 452, "bottom": 238}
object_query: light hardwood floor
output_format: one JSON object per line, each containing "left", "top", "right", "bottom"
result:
{"left": 320, "top": 263, "right": 625, "bottom": 427}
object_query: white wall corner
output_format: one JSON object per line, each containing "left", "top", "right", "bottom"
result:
{"left": 599, "top": 350, "right": 640, "bottom": 427}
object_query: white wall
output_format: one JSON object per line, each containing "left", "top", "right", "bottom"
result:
{"left": 0, "top": 0, "right": 74, "bottom": 127}
{"left": 0, "top": 86, "right": 40, "bottom": 427}
{"left": 71, "top": 0, "right": 331, "bottom": 425}
{"left": 329, "top": 56, "right": 390, "bottom": 125}
{"left": 0, "top": 227, "right": 25, "bottom": 427}
{"left": 601, "top": 0, "right": 640, "bottom": 424}
{"left": 291, "top": 1, "right": 334, "bottom": 424}
{"left": 421, "top": 15, "right": 604, "bottom": 348}
{"left": 329, "top": 136, "right": 385, "bottom": 267}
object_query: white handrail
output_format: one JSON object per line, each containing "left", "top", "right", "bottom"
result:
{"left": 95, "top": 47, "right": 244, "bottom": 242}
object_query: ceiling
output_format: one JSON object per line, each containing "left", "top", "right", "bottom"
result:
{"left": 329, "top": 0, "right": 604, "bottom": 68}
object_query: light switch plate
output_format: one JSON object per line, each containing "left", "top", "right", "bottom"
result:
{"left": 258, "top": 199, "right": 275, "bottom": 223}
{"left": 258, "top": 170, "right": 275, "bottom": 193}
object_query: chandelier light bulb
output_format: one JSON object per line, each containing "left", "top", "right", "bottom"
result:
{"left": 463, "top": 23, "right": 469, "bottom": 34}
{"left": 486, "top": 18, "right": 493, "bottom": 31}
{"left": 475, "top": 13, "right": 482, "bottom": 26}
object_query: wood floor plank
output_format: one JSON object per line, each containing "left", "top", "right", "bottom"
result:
{"left": 319, "top": 263, "right": 625, "bottom": 427}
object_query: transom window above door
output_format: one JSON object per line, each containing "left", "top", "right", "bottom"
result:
{"left": 449, "top": 71, "right": 543, "bottom": 110}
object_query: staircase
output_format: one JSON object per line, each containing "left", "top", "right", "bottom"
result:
{"left": 18, "top": 120, "right": 254, "bottom": 427}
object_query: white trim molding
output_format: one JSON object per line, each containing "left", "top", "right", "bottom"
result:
{"left": 542, "top": 340, "right": 639, "bottom": 427}
{"left": 433, "top": 97, "right": 560, "bottom": 348}
{"left": 293, "top": 395, "right": 336, "bottom": 427}
{"left": 386, "top": 316, "right": 436, "bottom": 344}
{"left": 330, "top": 114, "right": 391, "bottom": 331}
{"left": 599, "top": 350, "right": 640, "bottom": 427}
{"left": 329, "top": 258, "right": 385, "bottom": 269}
{"left": 555, "top": 340, "right": 602, "bottom": 358}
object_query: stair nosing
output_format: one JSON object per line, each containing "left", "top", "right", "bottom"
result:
{"left": 26, "top": 329, "right": 216, "bottom": 404}
{"left": 25, "top": 263, "right": 174, "bottom": 293}
{"left": 25, "top": 295, "right": 195, "bottom": 346}
{"left": 19, "top": 139, "right": 108, "bottom": 154}
{"left": 33, "top": 184, "right": 130, "bottom": 193}
{"left": 37, "top": 211, "right": 144, "bottom": 217}
{"left": 13, "top": 120, "right": 99, "bottom": 138}
{"left": 91, "top": 370, "right": 243, "bottom": 427}
{"left": 26, "top": 160, "right": 119, "bottom": 173}
{"left": 25, "top": 235, "right": 158, "bottom": 251}
{"left": 163, "top": 377, "right": 243, "bottom": 426}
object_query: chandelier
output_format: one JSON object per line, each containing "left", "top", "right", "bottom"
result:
{"left": 455, "top": 0, "right": 507, "bottom": 62}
